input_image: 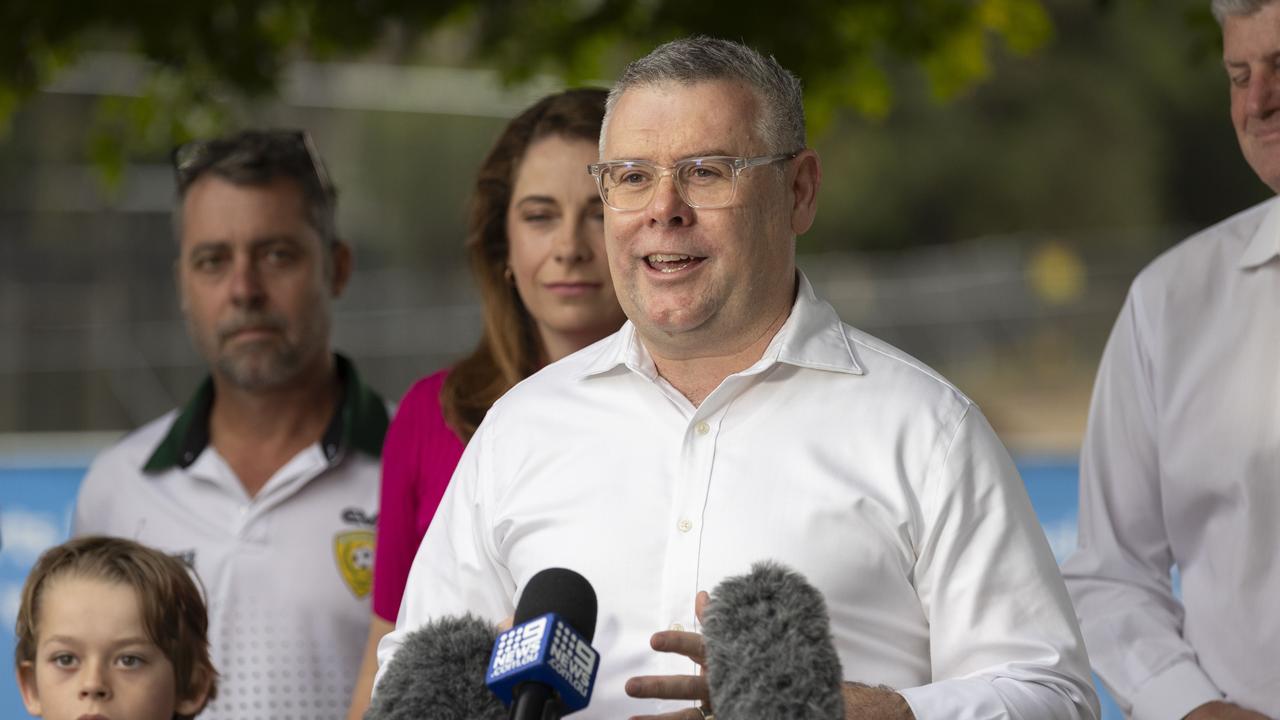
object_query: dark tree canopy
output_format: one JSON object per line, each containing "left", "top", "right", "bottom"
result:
{"left": 3, "top": 0, "right": 1058, "bottom": 148}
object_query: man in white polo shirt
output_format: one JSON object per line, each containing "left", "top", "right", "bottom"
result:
{"left": 74, "top": 129, "right": 388, "bottom": 720}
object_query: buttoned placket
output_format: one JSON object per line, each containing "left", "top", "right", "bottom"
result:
{"left": 653, "top": 375, "right": 753, "bottom": 676}
{"left": 190, "top": 443, "right": 334, "bottom": 638}
{"left": 618, "top": 329, "right": 783, "bottom": 681}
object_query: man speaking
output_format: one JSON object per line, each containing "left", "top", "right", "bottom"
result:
{"left": 378, "top": 37, "right": 1098, "bottom": 720}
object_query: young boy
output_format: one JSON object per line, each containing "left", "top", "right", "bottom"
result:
{"left": 13, "top": 536, "right": 219, "bottom": 720}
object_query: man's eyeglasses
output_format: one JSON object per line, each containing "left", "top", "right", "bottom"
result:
{"left": 170, "top": 129, "right": 333, "bottom": 199}
{"left": 587, "top": 152, "right": 798, "bottom": 211}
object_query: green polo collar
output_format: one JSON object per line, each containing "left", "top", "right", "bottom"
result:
{"left": 143, "top": 354, "right": 388, "bottom": 473}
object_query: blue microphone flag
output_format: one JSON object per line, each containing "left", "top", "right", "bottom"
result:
{"left": 485, "top": 611, "right": 600, "bottom": 714}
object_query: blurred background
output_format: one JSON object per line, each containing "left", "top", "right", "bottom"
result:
{"left": 0, "top": 0, "right": 1261, "bottom": 717}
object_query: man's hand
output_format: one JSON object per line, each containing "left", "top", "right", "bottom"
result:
{"left": 625, "top": 591, "right": 712, "bottom": 720}
{"left": 841, "top": 683, "right": 915, "bottom": 720}
{"left": 1185, "top": 701, "right": 1273, "bottom": 720}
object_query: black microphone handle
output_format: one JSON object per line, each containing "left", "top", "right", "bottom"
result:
{"left": 509, "top": 682, "right": 563, "bottom": 720}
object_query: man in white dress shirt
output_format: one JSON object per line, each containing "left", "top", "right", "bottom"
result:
{"left": 1061, "top": 3, "right": 1280, "bottom": 719}
{"left": 379, "top": 37, "right": 1098, "bottom": 720}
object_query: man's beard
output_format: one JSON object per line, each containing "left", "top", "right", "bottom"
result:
{"left": 215, "top": 337, "right": 306, "bottom": 391}
{"left": 205, "top": 311, "right": 318, "bottom": 391}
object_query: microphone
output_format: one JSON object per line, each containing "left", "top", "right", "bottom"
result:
{"left": 365, "top": 613, "right": 506, "bottom": 720}
{"left": 485, "top": 567, "right": 601, "bottom": 720}
{"left": 703, "top": 561, "right": 845, "bottom": 720}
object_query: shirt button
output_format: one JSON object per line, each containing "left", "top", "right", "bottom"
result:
{"left": 695, "top": 422, "right": 710, "bottom": 435}
{"left": 670, "top": 623, "right": 685, "bottom": 632}
{"left": 678, "top": 519, "right": 693, "bottom": 533}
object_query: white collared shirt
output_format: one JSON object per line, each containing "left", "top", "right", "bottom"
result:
{"left": 380, "top": 273, "right": 1098, "bottom": 720}
{"left": 1062, "top": 198, "right": 1280, "bottom": 720}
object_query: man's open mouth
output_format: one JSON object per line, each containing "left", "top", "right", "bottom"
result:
{"left": 645, "top": 254, "right": 704, "bottom": 273}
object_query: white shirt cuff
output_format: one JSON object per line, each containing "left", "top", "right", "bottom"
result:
{"left": 1131, "top": 661, "right": 1222, "bottom": 720}
{"left": 898, "top": 678, "right": 1006, "bottom": 720}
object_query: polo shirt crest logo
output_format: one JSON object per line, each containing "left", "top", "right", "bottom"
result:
{"left": 334, "top": 530, "right": 375, "bottom": 598}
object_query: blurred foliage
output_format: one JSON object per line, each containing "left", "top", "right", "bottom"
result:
{"left": 1, "top": 0, "right": 1256, "bottom": 259}
{"left": 3, "top": 0, "right": 1265, "bottom": 439}
{"left": 801, "top": 0, "right": 1265, "bottom": 253}
{"left": 2, "top": 0, "right": 1060, "bottom": 168}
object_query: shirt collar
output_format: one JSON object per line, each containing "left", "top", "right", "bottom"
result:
{"left": 1239, "top": 198, "right": 1280, "bottom": 269}
{"left": 142, "top": 353, "right": 388, "bottom": 473}
{"left": 579, "top": 271, "right": 864, "bottom": 380}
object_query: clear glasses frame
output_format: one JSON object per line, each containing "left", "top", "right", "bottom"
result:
{"left": 587, "top": 152, "right": 799, "bottom": 211}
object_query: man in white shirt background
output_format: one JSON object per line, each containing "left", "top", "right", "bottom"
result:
{"left": 75, "top": 129, "right": 388, "bottom": 720}
{"left": 1060, "top": 2, "right": 1280, "bottom": 719}
{"left": 379, "top": 36, "right": 1099, "bottom": 720}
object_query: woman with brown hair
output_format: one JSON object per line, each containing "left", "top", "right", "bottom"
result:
{"left": 346, "top": 88, "right": 625, "bottom": 718}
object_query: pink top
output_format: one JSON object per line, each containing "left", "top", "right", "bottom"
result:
{"left": 372, "top": 369, "right": 466, "bottom": 621}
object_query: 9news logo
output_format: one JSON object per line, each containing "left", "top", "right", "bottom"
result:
{"left": 490, "top": 616, "right": 548, "bottom": 675}
{"left": 485, "top": 612, "right": 601, "bottom": 713}
{"left": 547, "top": 620, "right": 596, "bottom": 697}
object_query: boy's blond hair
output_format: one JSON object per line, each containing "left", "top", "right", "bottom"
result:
{"left": 14, "top": 535, "right": 219, "bottom": 718}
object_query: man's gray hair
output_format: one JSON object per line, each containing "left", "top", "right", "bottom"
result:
{"left": 601, "top": 36, "right": 806, "bottom": 156}
{"left": 172, "top": 130, "right": 339, "bottom": 257}
{"left": 1212, "top": 0, "right": 1277, "bottom": 25}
